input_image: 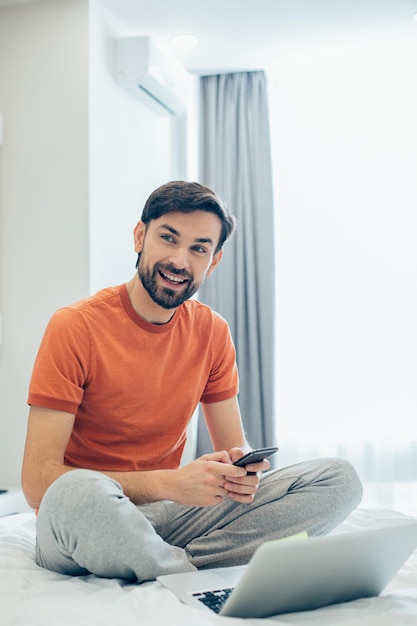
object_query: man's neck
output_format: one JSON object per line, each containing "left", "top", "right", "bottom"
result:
{"left": 125, "top": 276, "right": 176, "bottom": 325}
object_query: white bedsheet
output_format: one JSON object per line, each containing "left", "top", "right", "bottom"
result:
{"left": 2, "top": 508, "right": 417, "bottom": 625}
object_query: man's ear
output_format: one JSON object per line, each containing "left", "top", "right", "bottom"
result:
{"left": 206, "top": 250, "right": 223, "bottom": 278}
{"left": 133, "top": 221, "right": 146, "bottom": 253}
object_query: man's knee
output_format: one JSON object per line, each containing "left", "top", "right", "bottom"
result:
{"left": 262, "top": 456, "right": 363, "bottom": 511}
{"left": 332, "top": 457, "right": 363, "bottom": 507}
{"left": 36, "top": 470, "right": 127, "bottom": 576}
{"left": 39, "top": 469, "right": 123, "bottom": 516}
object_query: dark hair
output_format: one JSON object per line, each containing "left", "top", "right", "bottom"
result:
{"left": 140, "top": 181, "right": 237, "bottom": 254}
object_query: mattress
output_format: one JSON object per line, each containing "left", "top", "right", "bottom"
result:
{"left": 2, "top": 507, "right": 417, "bottom": 625}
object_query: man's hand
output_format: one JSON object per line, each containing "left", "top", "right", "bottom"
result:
{"left": 221, "top": 447, "right": 271, "bottom": 503}
{"left": 169, "top": 451, "right": 247, "bottom": 506}
{"left": 169, "top": 448, "right": 270, "bottom": 507}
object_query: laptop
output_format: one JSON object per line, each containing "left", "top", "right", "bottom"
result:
{"left": 157, "top": 521, "right": 417, "bottom": 618}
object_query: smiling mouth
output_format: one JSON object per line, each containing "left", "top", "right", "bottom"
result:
{"left": 159, "top": 269, "right": 189, "bottom": 286}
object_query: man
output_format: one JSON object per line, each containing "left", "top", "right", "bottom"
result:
{"left": 22, "top": 180, "right": 362, "bottom": 582}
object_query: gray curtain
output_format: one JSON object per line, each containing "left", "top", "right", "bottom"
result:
{"left": 197, "top": 70, "right": 276, "bottom": 456}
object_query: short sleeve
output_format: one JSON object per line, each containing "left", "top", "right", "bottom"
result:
{"left": 28, "top": 307, "right": 90, "bottom": 414}
{"left": 200, "top": 313, "right": 239, "bottom": 403}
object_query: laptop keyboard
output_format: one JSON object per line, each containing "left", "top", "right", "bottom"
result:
{"left": 192, "top": 588, "right": 234, "bottom": 613}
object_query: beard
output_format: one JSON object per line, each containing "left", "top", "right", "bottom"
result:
{"left": 137, "top": 259, "right": 200, "bottom": 309}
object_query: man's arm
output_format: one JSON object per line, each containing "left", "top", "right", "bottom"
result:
{"left": 201, "top": 396, "right": 271, "bottom": 501}
{"left": 201, "top": 396, "right": 249, "bottom": 454}
{"left": 22, "top": 404, "right": 252, "bottom": 510}
{"left": 22, "top": 406, "right": 76, "bottom": 509}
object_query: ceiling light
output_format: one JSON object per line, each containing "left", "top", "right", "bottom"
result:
{"left": 171, "top": 35, "right": 199, "bottom": 48}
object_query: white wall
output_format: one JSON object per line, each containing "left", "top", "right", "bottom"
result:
{"left": 0, "top": 0, "right": 89, "bottom": 487}
{"left": 0, "top": 0, "right": 195, "bottom": 486}
{"left": 269, "top": 39, "right": 417, "bottom": 479}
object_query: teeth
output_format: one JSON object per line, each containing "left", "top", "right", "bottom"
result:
{"left": 161, "top": 271, "right": 186, "bottom": 284}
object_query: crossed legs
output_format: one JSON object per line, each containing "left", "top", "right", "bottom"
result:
{"left": 35, "top": 458, "right": 363, "bottom": 581}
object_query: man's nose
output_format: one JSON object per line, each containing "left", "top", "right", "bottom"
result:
{"left": 168, "top": 246, "right": 190, "bottom": 270}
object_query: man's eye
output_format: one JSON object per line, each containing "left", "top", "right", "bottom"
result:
{"left": 192, "top": 246, "right": 207, "bottom": 254}
{"left": 161, "top": 234, "right": 174, "bottom": 242}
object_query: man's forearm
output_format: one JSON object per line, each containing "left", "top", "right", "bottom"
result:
{"left": 22, "top": 460, "right": 74, "bottom": 510}
{"left": 23, "top": 452, "right": 253, "bottom": 511}
{"left": 104, "top": 468, "right": 178, "bottom": 505}
{"left": 108, "top": 452, "right": 251, "bottom": 507}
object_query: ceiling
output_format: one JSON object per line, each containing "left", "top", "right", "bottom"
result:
{"left": 101, "top": 0, "right": 417, "bottom": 74}
{"left": 1, "top": 0, "right": 417, "bottom": 74}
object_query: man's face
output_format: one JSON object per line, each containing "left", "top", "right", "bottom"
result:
{"left": 134, "top": 210, "right": 223, "bottom": 310}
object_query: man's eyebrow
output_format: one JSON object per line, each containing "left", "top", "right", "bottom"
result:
{"left": 158, "top": 224, "right": 214, "bottom": 246}
{"left": 159, "top": 224, "right": 180, "bottom": 237}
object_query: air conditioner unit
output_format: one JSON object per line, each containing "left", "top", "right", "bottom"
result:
{"left": 115, "top": 36, "right": 190, "bottom": 117}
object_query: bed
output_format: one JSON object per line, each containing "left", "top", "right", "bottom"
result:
{"left": 2, "top": 507, "right": 417, "bottom": 625}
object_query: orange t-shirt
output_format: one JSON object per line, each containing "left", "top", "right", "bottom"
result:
{"left": 28, "top": 285, "right": 239, "bottom": 472}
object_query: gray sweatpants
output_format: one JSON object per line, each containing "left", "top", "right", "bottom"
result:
{"left": 35, "top": 458, "right": 362, "bottom": 582}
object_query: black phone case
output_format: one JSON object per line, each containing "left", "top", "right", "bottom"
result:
{"left": 233, "top": 447, "right": 278, "bottom": 467}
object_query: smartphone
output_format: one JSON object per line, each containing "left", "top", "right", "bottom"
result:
{"left": 233, "top": 446, "right": 279, "bottom": 467}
